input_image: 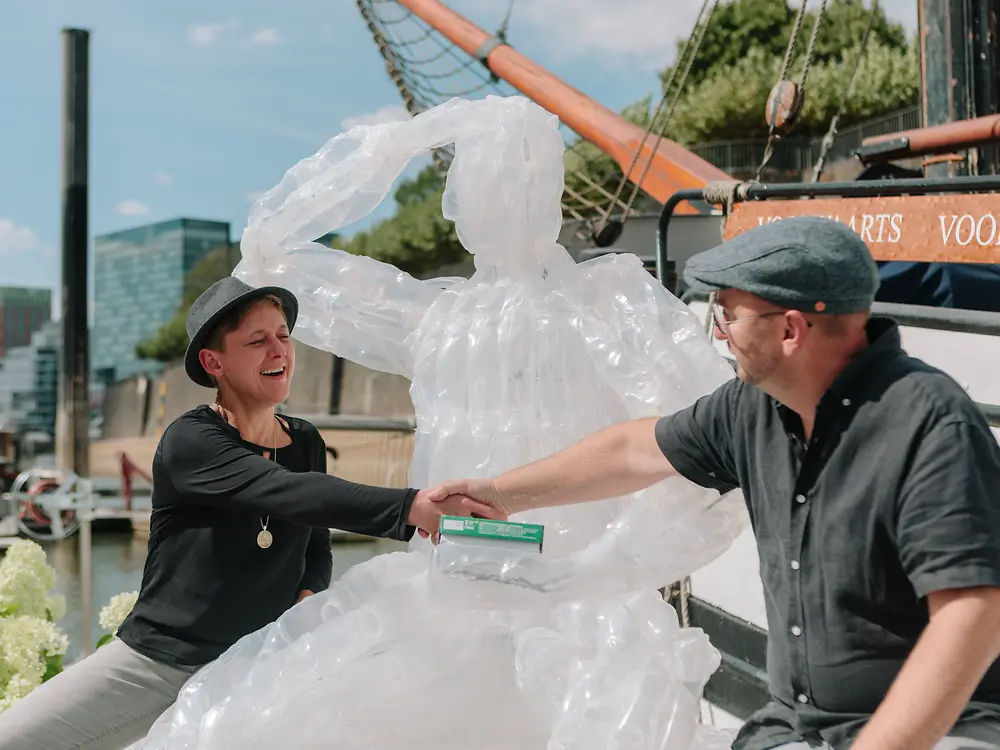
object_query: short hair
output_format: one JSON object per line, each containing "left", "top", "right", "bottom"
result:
{"left": 204, "top": 293, "right": 286, "bottom": 353}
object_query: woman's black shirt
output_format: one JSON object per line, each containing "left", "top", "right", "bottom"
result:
{"left": 117, "top": 405, "right": 417, "bottom": 667}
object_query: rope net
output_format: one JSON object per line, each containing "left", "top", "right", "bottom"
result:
{"left": 356, "top": 0, "right": 658, "bottom": 236}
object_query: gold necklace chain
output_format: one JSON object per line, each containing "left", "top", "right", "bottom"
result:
{"left": 256, "top": 416, "right": 276, "bottom": 550}
{"left": 214, "top": 401, "right": 276, "bottom": 550}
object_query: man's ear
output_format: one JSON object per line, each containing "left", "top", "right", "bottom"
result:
{"left": 199, "top": 349, "right": 224, "bottom": 380}
{"left": 781, "top": 311, "right": 812, "bottom": 353}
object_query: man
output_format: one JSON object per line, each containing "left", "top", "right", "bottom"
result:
{"left": 428, "top": 217, "right": 1000, "bottom": 750}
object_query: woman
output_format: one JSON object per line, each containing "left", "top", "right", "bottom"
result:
{"left": 0, "top": 277, "right": 500, "bottom": 750}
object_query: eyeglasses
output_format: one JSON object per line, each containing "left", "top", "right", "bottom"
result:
{"left": 712, "top": 304, "right": 785, "bottom": 333}
{"left": 712, "top": 304, "right": 813, "bottom": 334}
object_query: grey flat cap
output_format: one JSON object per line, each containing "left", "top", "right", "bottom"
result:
{"left": 683, "top": 216, "right": 880, "bottom": 314}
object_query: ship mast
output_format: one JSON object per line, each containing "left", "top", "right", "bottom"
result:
{"left": 392, "top": 0, "right": 731, "bottom": 215}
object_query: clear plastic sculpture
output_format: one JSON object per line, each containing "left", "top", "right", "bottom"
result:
{"left": 136, "top": 95, "right": 750, "bottom": 750}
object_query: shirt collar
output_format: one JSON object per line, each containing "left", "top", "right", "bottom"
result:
{"left": 771, "top": 316, "right": 904, "bottom": 427}
{"left": 822, "top": 316, "right": 903, "bottom": 401}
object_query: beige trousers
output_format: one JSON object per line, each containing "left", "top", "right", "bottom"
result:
{"left": 0, "top": 638, "right": 202, "bottom": 750}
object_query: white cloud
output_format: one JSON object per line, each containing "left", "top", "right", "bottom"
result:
{"left": 117, "top": 200, "right": 151, "bottom": 217}
{"left": 456, "top": 0, "right": 917, "bottom": 68}
{"left": 340, "top": 105, "right": 412, "bottom": 131}
{"left": 457, "top": 0, "right": 702, "bottom": 69}
{"left": 248, "top": 28, "right": 280, "bottom": 46}
{"left": 153, "top": 171, "right": 172, "bottom": 186}
{"left": 187, "top": 19, "right": 240, "bottom": 47}
{"left": 187, "top": 23, "right": 225, "bottom": 47}
{"left": 0, "top": 219, "right": 46, "bottom": 257}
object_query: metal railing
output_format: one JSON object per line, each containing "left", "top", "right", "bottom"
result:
{"left": 688, "top": 105, "right": 922, "bottom": 177}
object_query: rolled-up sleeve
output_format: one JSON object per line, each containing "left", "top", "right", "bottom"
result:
{"left": 654, "top": 378, "right": 742, "bottom": 495}
{"left": 896, "top": 419, "right": 1000, "bottom": 598}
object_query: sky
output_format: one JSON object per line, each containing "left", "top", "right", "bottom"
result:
{"left": 0, "top": 0, "right": 917, "bottom": 316}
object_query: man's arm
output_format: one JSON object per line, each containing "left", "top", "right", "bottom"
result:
{"left": 851, "top": 417, "right": 1000, "bottom": 750}
{"left": 850, "top": 587, "right": 1000, "bottom": 750}
{"left": 493, "top": 416, "right": 677, "bottom": 514}
{"left": 428, "top": 380, "right": 743, "bottom": 515}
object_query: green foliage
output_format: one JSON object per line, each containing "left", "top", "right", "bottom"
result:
{"left": 660, "top": 0, "right": 908, "bottom": 92}
{"left": 135, "top": 243, "right": 240, "bottom": 363}
{"left": 341, "top": 164, "right": 467, "bottom": 276}
{"left": 43, "top": 653, "right": 63, "bottom": 682}
{"left": 662, "top": 38, "right": 919, "bottom": 144}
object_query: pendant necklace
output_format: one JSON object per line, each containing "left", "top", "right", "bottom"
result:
{"left": 257, "top": 416, "right": 276, "bottom": 550}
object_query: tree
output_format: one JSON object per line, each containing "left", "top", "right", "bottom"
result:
{"left": 135, "top": 243, "right": 240, "bottom": 363}
{"left": 660, "top": 38, "right": 918, "bottom": 144}
{"left": 660, "top": 0, "right": 908, "bottom": 94}
{"left": 341, "top": 164, "right": 468, "bottom": 275}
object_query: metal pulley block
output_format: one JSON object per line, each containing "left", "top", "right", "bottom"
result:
{"left": 766, "top": 79, "right": 805, "bottom": 132}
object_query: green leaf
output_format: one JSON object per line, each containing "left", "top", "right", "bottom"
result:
{"left": 96, "top": 633, "right": 115, "bottom": 649}
{"left": 43, "top": 653, "right": 63, "bottom": 682}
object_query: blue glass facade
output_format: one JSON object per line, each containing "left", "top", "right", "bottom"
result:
{"left": 92, "top": 218, "right": 231, "bottom": 384}
{"left": 0, "top": 320, "right": 59, "bottom": 440}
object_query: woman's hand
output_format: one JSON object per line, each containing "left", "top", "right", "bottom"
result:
{"left": 407, "top": 487, "right": 507, "bottom": 541}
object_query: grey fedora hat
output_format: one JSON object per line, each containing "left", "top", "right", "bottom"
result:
{"left": 183, "top": 276, "right": 299, "bottom": 388}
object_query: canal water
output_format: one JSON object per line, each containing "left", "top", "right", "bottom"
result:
{"left": 40, "top": 531, "right": 407, "bottom": 663}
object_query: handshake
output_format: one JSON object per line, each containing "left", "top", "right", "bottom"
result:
{"left": 405, "top": 478, "right": 514, "bottom": 540}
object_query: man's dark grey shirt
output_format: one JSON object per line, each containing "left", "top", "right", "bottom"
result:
{"left": 655, "top": 317, "right": 1000, "bottom": 750}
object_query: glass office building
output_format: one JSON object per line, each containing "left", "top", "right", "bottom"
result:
{"left": 92, "top": 218, "right": 231, "bottom": 384}
{"left": 0, "top": 320, "right": 60, "bottom": 441}
{"left": 0, "top": 287, "right": 52, "bottom": 357}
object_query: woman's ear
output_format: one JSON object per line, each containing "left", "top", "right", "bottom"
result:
{"left": 199, "top": 349, "right": 224, "bottom": 381}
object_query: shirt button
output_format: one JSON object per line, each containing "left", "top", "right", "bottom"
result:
{"left": 791, "top": 625, "right": 802, "bottom": 636}
{"left": 790, "top": 560, "right": 800, "bottom": 570}
{"left": 841, "top": 398, "right": 852, "bottom": 406}
{"left": 795, "top": 494, "right": 807, "bottom": 504}
{"left": 797, "top": 693, "right": 809, "bottom": 704}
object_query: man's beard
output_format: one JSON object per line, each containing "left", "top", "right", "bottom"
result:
{"left": 731, "top": 343, "right": 780, "bottom": 387}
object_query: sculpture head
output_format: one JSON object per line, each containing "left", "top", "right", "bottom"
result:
{"left": 441, "top": 96, "right": 566, "bottom": 271}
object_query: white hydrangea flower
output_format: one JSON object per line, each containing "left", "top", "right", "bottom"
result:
{"left": 98, "top": 591, "right": 139, "bottom": 634}
{"left": 46, "top": 593, "right": 67, "bottom": 622}
{"left": 0, "top": 614, "right": 69, "bottom": 713}
{"left": 0, "top": 540, "right": 59, "bottom": 620}
{"left": 0, "top": 673, "right": 38, "bottom": 712}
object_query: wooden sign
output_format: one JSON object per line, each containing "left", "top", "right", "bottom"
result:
{"left": 723, "top": 193, "right": 1000, "bottom": 264}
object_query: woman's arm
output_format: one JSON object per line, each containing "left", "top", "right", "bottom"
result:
{"left": 157, "top": 414, "right": 417, "bottom": 540}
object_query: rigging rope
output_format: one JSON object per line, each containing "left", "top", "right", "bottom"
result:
{"left": 592, "top": 0, "right": 719, "bottom": 241}
{"left": 810, "top": 0, "right": 880, "bottom": 183}
{"left": 357, "top": 0, "right": 640, "bottom": 226}
{"left": 754, "top": 0, "right": 827, "bottom": 181}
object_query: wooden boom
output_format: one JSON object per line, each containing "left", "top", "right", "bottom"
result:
{"left": 857, "top": 114, "right": 1000, "bottom": 163}
{"left": 395, "top": 0, "right": 731, "bottom": 215}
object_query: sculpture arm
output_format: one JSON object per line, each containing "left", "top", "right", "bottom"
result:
{"left": 232, "top": 99, "right": 496, "bottom": 377}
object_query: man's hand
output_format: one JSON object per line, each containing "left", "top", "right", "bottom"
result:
{"left": 407, "top": 486, "right": 507, "bottom": 541}
{"left": 296, "top": 589, "right": 314, "bottom": 604}
{"left": 424, "top": 478, "right": 510, "bottom": 517}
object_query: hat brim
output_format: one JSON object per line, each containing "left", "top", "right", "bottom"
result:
{"left": 183, "top": 285, "right": 299, "bottom": 388}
